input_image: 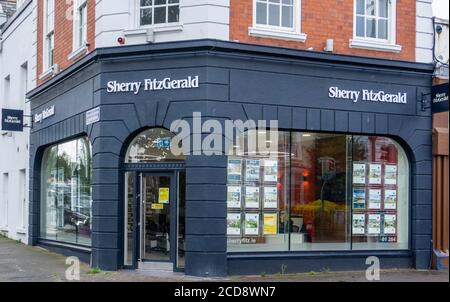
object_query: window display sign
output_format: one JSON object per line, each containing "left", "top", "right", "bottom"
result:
{"left": 263, "top": 186, "right": 278, "bottom": 209}
{"left": 245, "top": 213, "right": 260, "bottom": 235}
{"left": 245, "top": 186, "right": 260, "bottom": 209}
{"left": 158, "top": 188, "right": 169, "bottom": 204}
{"left": 263, "top": 159, "right": 278, "bottom": 182}
{"left": 1, "top": 109, "right": 23, "bottom": 132}
{"left": 352, "top": 163, "right": 366, "bottom": 184}
{"left": 369, "top": 164, "right": 382, "bottom": 184}
{"left": 227, "top": 213, "right": 241, "bottom": 235}
{"left": 227, "top": 159, "right": 242, "bottom": 182}
{"left": 352, "top": 214, "right": 366, "bottom": 235}
{"left": 227, "top": 186, "right": 241, "bottom": 209}
{"left": 383, "top": 214, "right": 397, "bottom": 235}
{"left": 352, "top": 188, "right": 366, "bottom": 209}
{"left": 384, "top": 189, "right": 397, "bottom": 210}
{"left": 384, "top": 164, "right": 397, "bottom": 185}
{"left": 368, "top": 189, "right": 381, "bottom": 210}
{"left": 245, "top": 160, "right": 260, "bottom": 181}
{"left": 368, "top": 214, "right": 381, "bottom": 235}
{"left": 263, "top": 213, "right": 278, "bottom": 235}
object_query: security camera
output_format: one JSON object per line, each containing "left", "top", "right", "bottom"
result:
{"left": 117, "top": 37, "right": 126, "bottom": 45}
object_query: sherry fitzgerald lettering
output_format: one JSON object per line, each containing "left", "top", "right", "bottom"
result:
{"left": 106, "top": 75, "right": 199, "bottom": 95}
{"left": 329, "top": 86, "right": 407, "bottom": 104}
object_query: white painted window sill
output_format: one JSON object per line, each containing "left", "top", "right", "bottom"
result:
{"left": 249, "top": 27, "right": 307, "bottom": 42}
{"left": 0, "top": 227, "right": 9, "bottom": 232}
{"left": 39, "top": 67, "right": 54, "bottom": 80}
{"left": 68, "top": 46, "right": 88, "bottom": 61}
{"left": 125, "top": 23, "right": 184, "bottom": 36}
{"left": 349, "top": 39, "right": 402, "bottom": 53}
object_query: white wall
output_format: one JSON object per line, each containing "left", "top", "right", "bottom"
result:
{"left": 95, "top": 0, "right": 230, "bottom": 48}
{"left": 416, "top": 0, "right": 434, "bottom": 63}
{"left": 0, "top": 0, "right": 37, "bottom": 242}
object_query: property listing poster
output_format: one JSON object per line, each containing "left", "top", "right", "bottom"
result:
{"left": 383, "top": 214, "right": 397, "bottom": 235}
{"left": 384, "top": 189, "right": 397, "bottom": 210}
{"left": 368, "top": 189, "right": 382, "bottom": 210}
{"left": 227, "top": 186, "right": 241, "bottom": 209}
{"left": 245, "top": 186, "right": 260, "bottom": 209}
{"left": 245, "top": 160, "right": 260, "bottom": 181}
{"left": 369, "top": 164, "right": 382, "bottom": 185}
{"left": 368, "top": 214, "right": 381, "bottom": 235}
{"left": 263, "top": 159, "right": 278, "bottom": 182}
{"left": 263, "top": 186, "right": 278, "bottom": 209}
{"left": 353, "top": 163, "right": 366, "bottom": 184}
{"left": 352, "top": 188, "right": 366, "bottom": 209}
{"left": 384, "top": 164, "right": 398, "bottom": 185}
{"left": 227, "top": 213, "right": 241, "bottom": 235}
{"left": 227, "top": 159, "right": 242, "bottom": 182}
{"left": 352, "top": 214, "right": 366, "bottom": 235}
{"left": 245, "top": 213, "right": 260, "bottom": 235}
{"left": 263, "top": 213, "right": 278, "bottom": 235}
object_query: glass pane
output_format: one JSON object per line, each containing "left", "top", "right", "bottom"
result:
{"left": 169, "top": 0, "right": 179, "bottom": 3}
{"left": 268, "top": 4, "right": 280, "bottom": 26}
{"left": 281, "top": 5, "right": 293, "bottom": 28}
{"left": 351, "top": 137, "right": 409, "bottom": 250}
{"left": 125, "top": 128, "right": 186, "bottom": 163}
{"left": 378, "top": 0, "right": 388, "bottom": 18}
{"left": 366, "top": 0, "right": 376, "bottom": 15}
{"left": 177, "top": 172, "right": 186, "bottom": 269}
{"left": 290, "top": 133, "right": 351, "bottom": 251}
{"left": 140, "top": 8, "right": 153, "bottom": 26}
{"left": 124, "top": 172, "right": 135, "bottom": 266}
{"left": 168, "top": 5, "right": 179, "bottom": 23}
{"left": 227, "top": 130, "right": 290, "bottom": 252}
{"left": 378, "top": 19, "right": 388, "bottom": 39}
{"left": 142, "top": 175, "right": 171, "bottom": 261}
{"left": 76, "top": 137, "right": 92, "bottom": 245}
{"left": 41, "top": 146, "right": 58, "bottom": 240}
{"left": 256, "top": 2, "right": 268, "bottom": 25}
{"left": 356, "top": 16, "right": 365, "bottom": 37}
{"left": 366, "top": 18, "right": 376, "bottom": 38}
{"left": 154, "top": 6, "right": 167, "bottom": 24}
{"left": 356, "top": 0, "right": 365, "bottom": 15}
{"left": 141, "top": 0, "right": 152, "bottom": 6}
{"left": 155, "top": 0, "right": 166, "bottom": 5}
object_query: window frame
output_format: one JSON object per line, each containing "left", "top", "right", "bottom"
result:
{"left": 42, "top": 0, "right": 55, "bottom": 71}
{"left": 350, "top": 0, "right": 401, "bottom": 52}
{"left": 137, "top": 0, "right": 181, "bottom": 29}
{"left": 72, "top": 0, "right": 88, "bottom": 53}
{"left": 249, "top": 0, "right": 307, "bottom": 43}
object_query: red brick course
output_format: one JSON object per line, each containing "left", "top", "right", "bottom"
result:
{"left": 230, "top": 0, "right": 416, "bottom": 61}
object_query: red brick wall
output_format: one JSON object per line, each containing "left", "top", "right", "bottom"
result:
{"left": 230, "top": 0, "right": 415, "bottom": 61}
{"left": 37, "top": 0, "right": 96, "bottom": 85}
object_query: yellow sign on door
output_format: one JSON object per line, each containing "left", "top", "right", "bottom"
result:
{"left": 159, "top": 188, "right": 169, "bottom": 204}
{"left": 263, "top": 213, "right": 278, "bottom": 235}
{"left": 151, "top": 203, "right": 164, "bottom": 210}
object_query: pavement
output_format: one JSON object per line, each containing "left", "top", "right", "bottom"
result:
{"left": 0, "top": 236, "right": 448, "bottom": 282}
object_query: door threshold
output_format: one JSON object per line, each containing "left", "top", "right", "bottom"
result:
{"left": 138, "top": 261, "right": 173, "bottom": 271}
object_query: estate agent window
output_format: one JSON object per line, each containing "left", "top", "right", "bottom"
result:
{"left": 40, "top": 137, "right": 92, "bottom": 246}
{"left": 227, "top": 131, "right": 409, "bottom": 253}
{"left": 139, "top": 0, "right": 180, "bottom": 26}
{"left": 43, "top": 0, "right": 55, "bottom": 70}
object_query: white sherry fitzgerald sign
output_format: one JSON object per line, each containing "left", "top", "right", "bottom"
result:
{"left": 329, "top": 87, "right": 407, "bottom": 104}
{"left": 34, "top": 105, "right": 55, "bottom": 123}
{"left": 106, "top": 75, "right": 199, "bottom": 95}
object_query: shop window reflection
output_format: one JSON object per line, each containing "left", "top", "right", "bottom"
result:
{"left": 40, "top": 137, "right": 92, "bottom": 246}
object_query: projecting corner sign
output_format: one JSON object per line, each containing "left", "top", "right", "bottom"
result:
{"left": 106, "top": 75, "right": 200, "bottom": 95}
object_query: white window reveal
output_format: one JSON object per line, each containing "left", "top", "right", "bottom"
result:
{"left": 350, "top": 0, "right": 401, "bottom": 52}
{"left": 42, "top": 0, "right": 55, "bottom": 74}
{"left": 249, "top": 0, "right": 306, "bottom": 42}
{"left": 69, "top": 0, "right": 88, "bottom": 61}
{"left": 140, "top": 0, "right": 180, "bottom": 26}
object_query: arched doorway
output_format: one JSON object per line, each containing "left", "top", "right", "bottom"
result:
{"left": 122, "top": 128, "right": 186, "bottom": 270}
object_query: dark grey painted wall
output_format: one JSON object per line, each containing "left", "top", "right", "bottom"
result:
{"left": 28, "top": 40, "right": 434, "bottom": 277}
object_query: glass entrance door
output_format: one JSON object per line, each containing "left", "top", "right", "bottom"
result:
{"left": 140, "top": 174, "right": 174, "bottom": 262}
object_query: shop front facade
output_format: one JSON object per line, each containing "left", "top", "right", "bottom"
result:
{"left": 27, "top": 40, "right": 434, "bottom": 276}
